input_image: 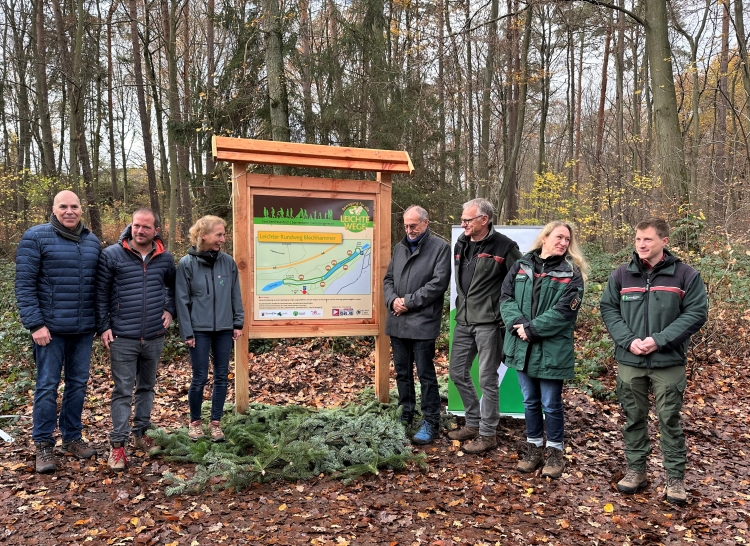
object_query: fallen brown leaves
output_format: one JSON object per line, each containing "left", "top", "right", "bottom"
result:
{"left": 0, "top": 335, "right": 748, "bottom": 545}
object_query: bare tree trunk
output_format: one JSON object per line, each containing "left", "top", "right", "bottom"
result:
{"left": 179, "top": 1, "right": 192, "bottom": 238}
{"left": 51, "top": 0, "right": 101, "bottom": 236}
{"left": 106, "top": 2, "right": 119, "bottom": 203}
{"left": 264, "top": 0, "right": 291, "bottom": 150}
{"left": 734, "top": 0, "right": 750, "bottom": 114}
{"left": 204, "top": 0, "right": 215, "bottom": 185}
{"left": 445, "top": 2, "right": 463, "bottom": 189}
{"left": 499, "top": 5, "right": 532, "bottom": 217}
{"left": 129, "top": 0, "right": 161, "bottom": 217}
{"left": 645, "top": 0, "right": 689, "bottom": 203}
{"left": 299, "top": 0, "right": 315, "bottom": 144}
{"left": 143, "top": 8, "right": 170, "bottom": 212}
{"left": 164, "top": 0, "right": 181, "bottom": 250}
{"left": 466, "top": 0, "right": 474, "bottom": 189}
{"left": 477, "top": 0, "right": 499, "bottom": 199}
{"left": 33, "top": 0, "right": 56, "bottom": 177}
{"left": 594, "top": 19, "right": 612, "bottom": 224}
{"left": 438, "top": 0, "right": 446, "bottom": 188}
{"left": 714, "top": 4, "right": 729, "bottom": 224}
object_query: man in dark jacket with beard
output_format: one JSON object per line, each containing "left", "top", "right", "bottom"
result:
{"left": 448, "top": 198, "right": 521, "bottom": 454}
{"left": 383, "top": 205, "right": 451, "bottom": 445}
{"left": 96, "top": 209, "right": 176, "bottom": 471}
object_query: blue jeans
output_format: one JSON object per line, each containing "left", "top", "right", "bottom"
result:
{"left": 32, "top": 333, "right": 94, "bottom": 444}
{"left": 109, "top": 336, "right": 165, "bottom": 444}
{"left": 390, "top": 336, "right": 440, "bottom": 426}
{"left": 188, "top": 331, "right": 233, "bottom": 422}
{"left": 516, "top": 371, "right": 565, "bottom": 446}
{"left": 449, "top": 322, "right": 503, "bottom": 436}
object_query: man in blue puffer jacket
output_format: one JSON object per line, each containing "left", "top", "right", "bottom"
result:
{"left": 15, "top": 190, "right": 101, "bottom": 473}
{"left": 96, "top": 209, "right": 176, "bottom": 471}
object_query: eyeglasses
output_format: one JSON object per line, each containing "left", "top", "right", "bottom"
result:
{"left": 404, "top": 223, "right": 422, "bottom": 230}
{"left": 460, "top": 215, "right": 485, "bottom": 225}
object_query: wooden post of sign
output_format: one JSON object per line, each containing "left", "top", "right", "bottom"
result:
{"left": 374, "top": 171, "right": 392, "bottom": 403}
{"left": 232, "top": 162, "right": 251, "bottom": 414}
{"left": 214, "top": 137, "right": 413, "bottom": 415}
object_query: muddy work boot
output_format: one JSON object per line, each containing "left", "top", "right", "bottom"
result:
{"left": 462, "top": 434, "right": 497, "bottom": 454}
{"left": 617, "top": 468, "right": 648, "bottom": 493}
{"left": 61, "top": 437, "right": 97, "bottom": 459}
{"left": 446, "top": 426, "right": 479, "bottom": 441}
{"left": 665, "top": 476, "right": 687, "bottom": 505}
{"left": 517, "top": 443, "right": 544, "bottom": 473}
{"left": 35, "top": 442, "right": 56, "bottom": 474}
{"left": 133, "top": 434, "right": 161, "bottom": 456}
{"left": 541, "top": 447, "right": 565, "bottom": 479}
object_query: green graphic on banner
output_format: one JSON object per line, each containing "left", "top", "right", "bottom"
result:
{"left": 446, "top": 309, "right": 525, "bottom": 416}
{"left": 447, "top": 225, "right": 544, "bottom": 418}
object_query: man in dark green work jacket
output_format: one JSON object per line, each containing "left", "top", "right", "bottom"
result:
{"left": 600, "top": 218, "right": 707, "bottom": 505}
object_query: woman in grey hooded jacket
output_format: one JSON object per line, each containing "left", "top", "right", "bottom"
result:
{"left": 175, "top": 216, "right": 244, "bottom": 442}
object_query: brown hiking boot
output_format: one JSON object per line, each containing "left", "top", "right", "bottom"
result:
{"left": 209, "top": 420, "right": 225, "bottom": 442}
{"left": 107, "top": 443, "right": 128, "bottom": 472}
{"left": 517, "top": 443, "right": 544, "bottom": 473}
{"left": 617, "top": 468, "right": 648, "bottom": 493}
{"left": 541, "top": 447, "right": 565, "bottom": 479}
{"left": 447, "top": 426, "right": 479, "bottom": 441}
{"left": 61, "top": 437, "right": 97, "bottom": 459}
{"left": 35, "top": 442, "right": 56, "bottom": 474}
{"left": 462, "top": 434, "right": 497, "bottom": 454}
{"left": 665, "top": 476, "right": 687, "bottom": 505}
{"left": 133, "top": 434, "right": 161, "bottom": 456}
{"left": 188, "top": 420, "right": 205, "bottom": 441}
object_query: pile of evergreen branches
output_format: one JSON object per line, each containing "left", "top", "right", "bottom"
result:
{"left": 153, "top": 390, "right": 429, "bottom": 495}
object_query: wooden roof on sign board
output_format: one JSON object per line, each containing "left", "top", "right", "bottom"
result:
{"left": 212, "top": 136, "right": 413, "bottom": 174}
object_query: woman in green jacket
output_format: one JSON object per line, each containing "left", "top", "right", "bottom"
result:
{"left": 499, "top": 221, "right": 587, "bottom": 479}
{"left": 175, "top": 216, "right": 244, "bottom": 443}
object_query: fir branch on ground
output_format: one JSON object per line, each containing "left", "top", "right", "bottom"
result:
{"left": 152, "top": 390, "right": 428, "bottom": 495}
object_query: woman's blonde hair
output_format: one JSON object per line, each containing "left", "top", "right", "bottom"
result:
{"left": 189, "top": 215, "right": 227, "bottom": 251}
{"left": 531, "top": 220, "right": 589, "bottom": 281}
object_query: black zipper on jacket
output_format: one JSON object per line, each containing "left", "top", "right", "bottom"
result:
{"left": 211, "top": 264, "right": 217, "bottom": 330}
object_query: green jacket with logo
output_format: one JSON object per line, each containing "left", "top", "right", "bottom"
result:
{"left": 499, "top": 251, "right": 584, "bottom": 380}
{"left": 599, "top": 250, "right": 707, "bottom": 368}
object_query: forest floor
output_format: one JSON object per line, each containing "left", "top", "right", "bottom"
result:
{"left": 0, "top": 335, "right": 748, "bottom": 546}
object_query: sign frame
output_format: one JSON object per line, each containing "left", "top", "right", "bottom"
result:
{"left": 213, "top": 137, "right": 413, "bottom": 412}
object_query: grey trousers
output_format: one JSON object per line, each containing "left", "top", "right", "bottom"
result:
{"left": 109, "top": 336, "right": 165, "bottom": 444}
{"left": 449, "top": 322, "right": 502, "bottom": 437}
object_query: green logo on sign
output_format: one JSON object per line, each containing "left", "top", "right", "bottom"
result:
{"left": 341, "top": 202, "right": 370, "bottom": 233}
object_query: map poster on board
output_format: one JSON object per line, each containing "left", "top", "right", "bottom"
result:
{"left": 253, "top": 194, "right": 375, "bottom": 321}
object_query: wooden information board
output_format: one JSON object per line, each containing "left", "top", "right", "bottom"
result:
{"left": 212, "top": 137, "right": 413, "bottom": 412}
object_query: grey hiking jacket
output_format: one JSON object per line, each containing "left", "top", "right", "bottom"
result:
{"left": 175, "top": 249, "right": 244, "bottom": 339}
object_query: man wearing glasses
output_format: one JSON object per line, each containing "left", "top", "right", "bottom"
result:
{"left": 448, "top": 198, "right": 521, "bottom": 453}
{"left": 383, "top": 206, "right": 451, "bottom": 445}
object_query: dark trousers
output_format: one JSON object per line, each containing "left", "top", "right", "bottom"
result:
{"left": 188, "top": 330, "right": 233, "bottom": 422}
{"left": 390, "top": 336, "right": 440, "bottom": 426}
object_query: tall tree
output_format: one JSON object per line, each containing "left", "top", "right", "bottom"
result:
{"left": 129, "top": 0, "right": 160, "bottom": 217}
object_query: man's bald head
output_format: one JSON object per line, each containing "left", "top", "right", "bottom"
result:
{"left": 52, "top": 191, "right": 82, "bottom": 229}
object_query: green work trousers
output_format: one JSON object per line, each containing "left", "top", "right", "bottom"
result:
{"left": 616, "top": 364, "right": 687, "bottom": 478}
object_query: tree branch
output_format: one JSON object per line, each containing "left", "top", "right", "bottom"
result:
{"left": 569, "top": 0, "right": 646, "bottom": 28}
